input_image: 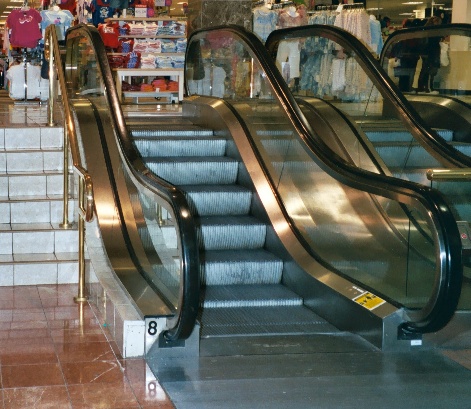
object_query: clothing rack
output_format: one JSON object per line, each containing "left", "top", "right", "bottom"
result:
{"left": 252, "top": 0, "right": 266, "bottom": 7}
{"left": 337, "top": 3, "right": 365, "bottom": 10}
{"left": 271, "top": 1, "right": 294, "bottom": 10}
{"left": 309, "top": 5, "right": 338, "bottom": 12}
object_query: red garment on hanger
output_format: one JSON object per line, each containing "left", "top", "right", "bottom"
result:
{"left": 7, "top": 8, "right": 42, "bottom": 48}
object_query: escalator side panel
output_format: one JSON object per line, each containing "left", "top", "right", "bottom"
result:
{"left": 73, "top": 100, "right": 171, "bottom": 317}
{"left": 182, "top": 96, "right": 405, "bottom": 350}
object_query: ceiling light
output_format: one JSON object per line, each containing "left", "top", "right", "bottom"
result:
{"left": 366, "top": 7, "right": 383, "bottom": 10}
{"left": 399, "top": 12, "right": 415, "bottom": 14}
{"left": 402, "top": 1, "right": 423, "bottom": 4}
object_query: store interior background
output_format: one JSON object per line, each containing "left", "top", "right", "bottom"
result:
{"left": 0, "top": 0, "right": 460, "bottom": 35}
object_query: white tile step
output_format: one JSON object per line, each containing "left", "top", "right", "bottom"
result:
{"left": 0, "top": 252, "right": 83, "bottom": 286}
{"left": 0, "top": 149, "right": 65, "bottom": 173}
{"left": 0, "top": 222, "right": 79, "bottom": 255}
{"left": 0, "top": 171, "right": 74, "bottom": 197}
{"left": 0, "top": 127, "right": 64, "bottom": 150}
{"left": 0, "top": 196, "right": 77, "bottom": 224}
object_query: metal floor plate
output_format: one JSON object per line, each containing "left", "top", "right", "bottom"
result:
{"left": 199, "top": 305, "right": 337, "bottom": 337}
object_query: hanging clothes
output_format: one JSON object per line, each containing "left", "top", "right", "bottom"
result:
{"left": 98, "top": 21, "right": 120, "bottom": 49}
{"left": 40, "top": 7, "right": 74, "bottom": 42}
{"left": 58, "top": 0, "right": 78, "bottom": 16}
{"left": 90, "top": 0, "right": 115, "bottom": 27}
{"left": 369, "top": 15, "right": 383, "bottom": 54}
{"left": 252, "top": 6, "right": 278, "bottom": 43}
{"left": 275, "top": 6, "right": 307, "bottom": 79}
{"left": 6, "top": 62, "right": 49, "bottom": 100}
{"left": 7, "top": 8, "right": 42, "bottom": 49}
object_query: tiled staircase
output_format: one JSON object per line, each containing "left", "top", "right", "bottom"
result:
{"left": 0, "top": 112, "right": 79, "bottom": 286}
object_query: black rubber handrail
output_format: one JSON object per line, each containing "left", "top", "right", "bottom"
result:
{"left": 66, "top": 24, "right": 200, "bottom": 342}
{"left": 381, "top": 23, "right": 471, "bottom": 67}
{"left": 187, "top": 25, "right": 462, "bottom": 334}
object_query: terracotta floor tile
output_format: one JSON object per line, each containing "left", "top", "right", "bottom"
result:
{"left": 50, "top": 327, "right": 108, "bottom": 344}
{"left": 0, "top": 343, "right": 58, "bottom": 365}
{"left": 109, "top": 340, "right": 124, "bottom": 361}
{"left": 55, "top": 341, "right": 115, "bottom": 363}
{"left": 0, "top": 309, "right": 46, "bottom": 325}
{"left": 3, "top": 386, "right": 72, "bottom": 409}
{"left": 0, "top": 297, "right": 43, "bottom": 310}
{"left": 0, "top": 286, "right": 40, "bottom": 301}
{"left": 0, "top": 328, "right": 50, "bottom": 341}
{"left": 44, "top": 305, "right": 96, "bottom": 322}
{"left": 1, "top": 334, "right": 53, "bottom": 348}
{"left": 1, "top": 363, "right": 64, "bottom": 388}
{"left": 67, "top": 382, "right": 140, "bottom": 409}
{"left": 9, "top": 320, "right": 49, "bottom": 331}
{"left": 37, "top": 284, "right": 77, "bottom": 300}
{"left": 62, "top": 360, "right": 127, "bottom": 385}
{"left": 47, "top": 316, "right": 102, "bottom": 331}
{"left": 40, "top": 296, "right": 80, "bottom": 308}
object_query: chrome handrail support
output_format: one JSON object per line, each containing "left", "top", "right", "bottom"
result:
{"left": 45, "top": 26, "right": 95, "bottom": 303}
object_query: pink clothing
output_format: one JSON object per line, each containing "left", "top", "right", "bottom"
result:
{"left": 7, "top": 8, "right": 42, "bottom": 48}
{"left": 278, "top": 10, "right": 307, "bottom": 28}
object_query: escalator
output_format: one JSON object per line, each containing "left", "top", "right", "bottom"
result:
{"left": 264, "top": 24, "right": 471, "bottom": 313}
{"left": 62, "top": 23, "right": 462, "bottom": 360}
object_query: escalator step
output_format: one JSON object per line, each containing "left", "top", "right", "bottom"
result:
{"left": 374, "top": 145, "right": 442, "bottom": 168}
{"left": 129, "top": 125, "right": 214, "bottom": 137}
{"left": 364, "top": 128, "right": 453, "bottom": 142}
{"left": 202, "top": 249, "right": 283, "bottom": 286}
{"left": 198, "top": 216, "right": 267, "bottom": 250}
{"left": 201, "top": 284, "right": 303, "bottom": 308}
{"left": 180, "top": 185, "right": 252, "bottom": 216}
{"left": 145, "top": 157, "right": 239, "bottom": 185}
{"left": 133, "top": 137, "right": 226, "bottom": 157}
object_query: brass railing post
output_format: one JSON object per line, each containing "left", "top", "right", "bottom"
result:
{"left": 47, "top": 31, "right": 56, "bottom": 127}
{"left": 60, "top": 125, "right": 72, "bottom": 229}
{"left": 74, "top": 175, "right": 88, "bottom": 303}
{"left": 45, "top": 26, "right": 94, "bottom": 304}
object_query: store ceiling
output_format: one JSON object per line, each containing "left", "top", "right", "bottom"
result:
{"left": 0, "top": 0, "right": 453, "bottom": 38}
{"left": 366, "top": 0, "right": 453, "bottom": 24}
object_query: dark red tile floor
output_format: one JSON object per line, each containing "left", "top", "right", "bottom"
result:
{"left": 0, "top": 284, "right": 175, "bottom": 409}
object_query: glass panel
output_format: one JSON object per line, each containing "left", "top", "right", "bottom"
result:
{"left": 66, "top": 31, "right": 182, "bottom": 311}
{"left": 383, "top": 32, "right": 471, "bottom": 99}
{"left": 186, "top": 29, "right": 438, "bottom": 308}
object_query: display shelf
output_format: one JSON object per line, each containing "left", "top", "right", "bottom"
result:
{"left": 114, "top": 68, "right": 184, "bottom": 103}
{"left": 103, "top": 17, "right": 187, "bottom": 104}
{"left": 122, "top": 90, "right": 176, "bottom": 103}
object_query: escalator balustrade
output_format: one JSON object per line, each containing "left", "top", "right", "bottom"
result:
{"left": 63, "top": 24, "right": 462, "bottom": 351}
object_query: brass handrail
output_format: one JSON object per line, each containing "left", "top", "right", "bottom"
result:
{"left": 427, "top": 168, "right": 471, "bottom": 181}
{"left": 45, "top": 26, "right": 95, "bottom": 303}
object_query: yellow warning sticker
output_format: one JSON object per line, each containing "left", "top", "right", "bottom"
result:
{"left": 353, "top": 292, "right": 386, "bottom": 311}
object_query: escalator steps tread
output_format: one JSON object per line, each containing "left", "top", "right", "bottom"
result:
{"left": 129, "top": 125, "right": 214, "bottom": 137}
{"left": 204, "top": 249, "right": 282, "bottom": 263}
{"left": 180, "top": 185, "right": 252, "bottom": 216}
{"left": 201, "top": 284, "right": 303, "bottom": 308}
{"left": 197, "top": 216, "right": 267, "bottom": 250}
{"left": 199, "top": 305, "right": 338, "bottom": 337}
{"left": 203, "top": 249, "right": 283, "bottom": 286}
{"left": 133, "top": 138, "right": 226, "bottom": 157}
